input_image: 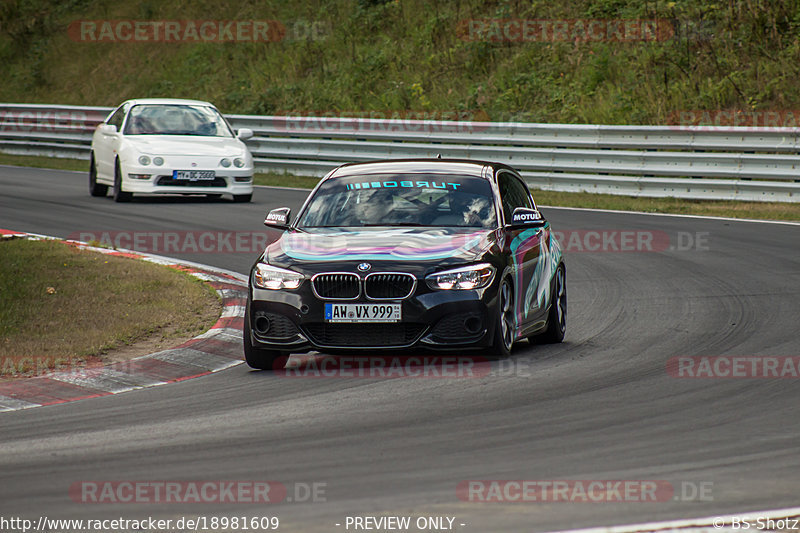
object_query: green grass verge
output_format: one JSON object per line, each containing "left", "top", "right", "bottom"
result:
{"left": 532, "top": 189, "right": 800, "bottom": 222}
{"left": 0, "top": 238, "right": 220, "bottom": 376}
{"left": 0, "top": 152, "right": 88, "bottom": 172}
{"left": 254, "top": 171, "right": 321, "bottom": 189}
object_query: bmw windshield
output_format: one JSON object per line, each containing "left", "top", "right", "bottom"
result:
{"left": 297, "top": 174, "right": 498, "bottom": 228}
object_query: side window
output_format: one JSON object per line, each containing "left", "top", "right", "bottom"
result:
{"left": 498, "top": 172, "right": 533, "bottom": 224}
{"left": 106, "top": 105, "right": 127, "bottom": 130}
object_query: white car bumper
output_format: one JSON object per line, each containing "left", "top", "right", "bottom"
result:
{"left": 121, "top": 158, "right": 254, "bottom": 195}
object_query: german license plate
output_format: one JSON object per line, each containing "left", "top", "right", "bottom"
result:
{"left": 173, "top": 170, "right": 215, "bottom": 181}
{"left": 324, "top": 303, "right": 401, "bottom": 323}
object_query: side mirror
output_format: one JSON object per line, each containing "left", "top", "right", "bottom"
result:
{"left": 509, "top": 207, "right": 546, "bottom": 228}
{"left": 99, "top": 124, "right": 118, "bottom": 134}
{"left": 237, "top": 128, "right": 254, "bottom": 141}
{"left": 264, "top": 207, "right": 291, "bottom": 229}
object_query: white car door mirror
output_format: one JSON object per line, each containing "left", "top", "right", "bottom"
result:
{"left": 99, "top": 124, "right": 118, "bottom": 135}
{"left": 237, "top": 128, "right": 254, "bottom": 141}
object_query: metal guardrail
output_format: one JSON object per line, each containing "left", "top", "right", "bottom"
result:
{"left": 1, "top": 103, "right": 799, "bottom": 202}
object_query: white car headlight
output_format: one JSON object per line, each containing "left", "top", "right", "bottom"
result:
{"left": 153, "top": 156, "right": 164, "bottom": 165}
{"left": 220, "top": 158, "right": 231, "bottom": 167}
{"left": 425, "top": 263, "right": 495, "bottom": 290}
{"left": 234, "top": 157, "right": 245, "bottom": 168}
{"left": 138, "top": 155, "right": 151, "bottom": 165}
{"left": 253, "top": 263, "right": 304, "bottom": 290}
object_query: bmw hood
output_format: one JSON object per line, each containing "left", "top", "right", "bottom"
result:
{"left": 265, "top": 227, "right": 498, "bottom": 270}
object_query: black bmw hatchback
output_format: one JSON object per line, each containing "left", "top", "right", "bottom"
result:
{"left": 245, "top": 159, "right": 566, "bottom": 370}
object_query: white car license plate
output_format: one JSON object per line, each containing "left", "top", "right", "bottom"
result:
{"left": 324, "top": 303, "right": 401, "bottom": 323}
{"left": 174, "top": 170, "right": 215, "bottom": 181}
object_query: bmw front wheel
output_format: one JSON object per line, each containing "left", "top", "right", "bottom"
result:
{"left": 536, "top": 264, "right": 566, "bottom": 344}
{"left": 489, "top": 277, "right": 515, "bottom": 358}
{"left": 243, "top": 307, "right": 285, "bottom": 370}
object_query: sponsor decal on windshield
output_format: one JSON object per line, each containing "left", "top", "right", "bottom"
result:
{"left": 345, "top": 180, "right": 463, "bottom": 190}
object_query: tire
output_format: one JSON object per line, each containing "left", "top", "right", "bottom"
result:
{"left": 536, "top": 265, "right": 566, "bottom": 344}
{"left": 113, "top": 160, "right": 132, "bottom": 203}
{"left": 88, "top": 154, "right": 108, "bottom": 197}
{"left": 232, "top": 193, "right": 252, "bottom": 203}
{"left": 488, "top": 277, "right": 515, "bottom": 358}
{"left": 243, "top": 308, "right": 284, "bottom": 370}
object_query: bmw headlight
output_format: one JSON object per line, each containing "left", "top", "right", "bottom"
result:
{"left": 138, "top": 155, "right": 151, "bottom": 165}
{"left": 425, "top": 263, "right": 495, "bottom": 290}
{"left": 253, "top": 263, "right": 304, "bottom": 290}
{"left": 234, "top": 157, "right": 245, "bottom": 168}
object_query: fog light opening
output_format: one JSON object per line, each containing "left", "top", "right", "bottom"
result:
{"left": 254, "top": 314, "right": 271, "bottom": 335}
{"left": 464, "top": 316, "right": 482, "bottom": 335}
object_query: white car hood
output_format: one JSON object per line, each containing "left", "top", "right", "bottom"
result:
{"left": 126, "top": 136, "right": 245, "bottom": 156}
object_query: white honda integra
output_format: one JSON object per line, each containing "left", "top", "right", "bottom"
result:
{"left": 89, "top": 98, "right": 255, "bottom": 202}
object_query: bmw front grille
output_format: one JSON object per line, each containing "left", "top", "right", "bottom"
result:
{"left": 311, "top": 273, "right": 361, "bottom": 299}
{"left": 364, "top": 272, "right": 416, "bottom": 300}
{"left": 311, "top": 272, "right": 416, "bottom": 300}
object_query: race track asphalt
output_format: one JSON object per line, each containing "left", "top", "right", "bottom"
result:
{"left": 1, "top": 165, "right": 799, "bottom": 532}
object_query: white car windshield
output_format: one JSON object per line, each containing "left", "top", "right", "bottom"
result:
{"left": 298, "top": 174, "right": 497, "bottom": 228}
{"left": 123, "top": 104, "right": 233, "bottom": 137}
